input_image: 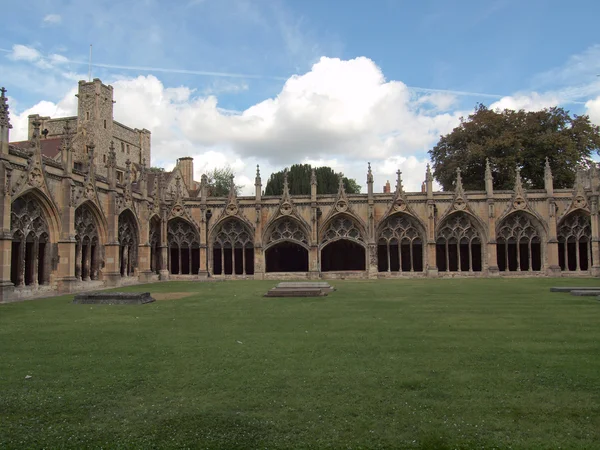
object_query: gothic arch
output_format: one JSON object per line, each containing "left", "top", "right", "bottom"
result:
{"left": 10, "top": 192, "right": 54, "bottom": 287}
{"left": 557, "top": 210, "right": 592, "bottom": 272}
{"left": 210, "top": 218, "right": 255, "bottom": 276}
{"left": 496, "top": 211, "right": 545, "bottom": 272}
{"left": 435, "top": 211, "right": 484, "bottom": 272}
{"left": 320, "top": 213, "right": 366, "bottom": 271}
{"left": 319, "top": 213, "right": 367, "bottom": 249}
{"left": 74, "top": 203, "right": 103, "bottom": 281}
{"left": 77, "top": 200, "right": 108, "bottom": 243}
{"left": 12, "top": 188, "right": 60, "bottom": 243}
{"left": 376, "top": 212, "right": 425, "bottom": 273}
{"left": 167, "top": 218, "right": 200, "bottom": 275}
{"left": 118, "top": 209, "right": 139, "bottom": 277}
{"left": 263, "top": 216, "right": 310, "bottom": 251}
{"left": 210, "top": 213, "right": 255, "bottom": 243}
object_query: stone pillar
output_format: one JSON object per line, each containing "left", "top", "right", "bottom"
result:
{"left": 83, "top": 243, "right": 91, "bottom": 281}
{"left": 17, "top": 238, "right": 25, "bottom": 287}
{"left": 159, "top": 245, "right": 169, "bottom": 280}
{"left": 75, "top": 242, "right": 82, "bottom": 280}
{"left": 253, "top": 245, "right": 264, "bottom": 280}
{"left": 42, "top": 241, "right": 51, "bottom": 285}
{"left": 32, "top": 238, "right": 39, "bottom": 286}
{"left": 138, "top": 244, "right": 152, "bottom": 282}
{"left": 122, "top": 245, "right": 128, "bottom": 277}
{"left": 367, "top": 243, "right": 378, "bottom": 279}
{"left": 309, "top": 245, "right": 319, "bottom": 279}
{"left": 425, "top": 165, "right": 438, "bottom": 277}
{"left": 590, "top": 195, "right": 600, "bottom": 276}
{"left": 546, "top": 199, "right": 561, "bottom": 276}
{"left": 0, "top": 162, "right": 14, "bottom": 302}
{"left": 486, "top": 201, "right": 499, "bottom": 276}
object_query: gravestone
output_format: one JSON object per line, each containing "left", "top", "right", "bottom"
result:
{"left": 264, "top": 281, "right": 334, "bottom": 297}
{"left": 73, "top": 292, "right": 155, "bottom": 304}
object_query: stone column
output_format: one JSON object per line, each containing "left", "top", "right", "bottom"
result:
{"left": 32, "top": 238, "right": 39, "bottom": 287}
{"left": 17, "top": 238, "right": 25, "bottom": 287}
{"left": 42, "top": 241, "right": 51, "bottom": 285}
{"left": 159, "top": 245, "right": 169, "bottom": 280}
{"left": 122, "top": 245, "right": 128, "bottom": 277}
{"left": 590, "top": 196, "right": 600, "bottom": 276}
{"left": 545, "top": 199, "right": 561, "bottom": 276}
{"left": 83, "top": 243, "right": 91, "bottom": 281}
{"left": 75, "top": 242, "right": 82, "bottom": 280}
{"left": 367, "top": 243, "right": 378, "bottom": 279}
{"left": 253, "top": 245, "right": 264, "bottom": 279}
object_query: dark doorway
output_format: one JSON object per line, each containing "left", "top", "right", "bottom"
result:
{"left": 321, "top": 240, "right": 365, "bottom": 271}
{"left": 266, "top": 242, "right": 309, "bottom": 272}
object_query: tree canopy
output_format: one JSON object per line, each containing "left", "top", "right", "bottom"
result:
{"left": 206, "top": 166, "right": 242, "bottom": 197}
{"left": 264, "top": 164, "right": 361, "bottom": 195}
{"left": 428, "top": 104, "right": 600, "bottom": 191}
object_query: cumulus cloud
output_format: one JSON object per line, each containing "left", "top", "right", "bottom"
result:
{"left": 43, "top": 14, "right": 62, "bottom": 25}
{"left": 586, "top": 96, "right": 600, "bottom": 126}
{"left": 9, "top": 57, "right": 464, "bottom": 194}
{"left": 489, "top": 92, "right": 560, "bottom": 111}
{"left": 8, "top": 44, "right": 42, "bottom": 62}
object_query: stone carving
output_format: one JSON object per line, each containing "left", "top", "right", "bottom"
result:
{"left": 322, "top": 216, "right": 364, "bottom": 246}
{"left": 437, "top": 213, "right": 481, "bottom": 245}
{"left": 266, "top": 218, "right": 308, "bottom": 247}
{"left": 497, "top": 212, "right": 540, "bottom": 245}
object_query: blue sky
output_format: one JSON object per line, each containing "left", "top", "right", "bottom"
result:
{"left": 1, "top": 0, "right": 600, "bottom": 193}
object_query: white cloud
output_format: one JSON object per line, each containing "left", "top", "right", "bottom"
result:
{"left": 8, "top": 44, "right": 42, "bottom": 62}
{"left": 9, "top": 57, "right": 467, "bottom": 194}
{"left": 43, "top": 14, "right": 62, "bottom": 25}
{"left": 489, "top": 92, "right": 560, "bottom": 111}
{"left": 586, "top": 96, "right": 600, "bottom": 126}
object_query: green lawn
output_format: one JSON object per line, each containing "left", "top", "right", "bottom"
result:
{"left": 1, "top": 278, "right": 600, "bottom": 449}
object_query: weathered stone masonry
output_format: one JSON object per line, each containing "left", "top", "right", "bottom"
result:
{"left": 0, "top": 79, "right": 598, "bottom": 303}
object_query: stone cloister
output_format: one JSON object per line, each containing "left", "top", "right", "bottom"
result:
{"left": 1, "top": 80, "right": 600, "bottom": 303}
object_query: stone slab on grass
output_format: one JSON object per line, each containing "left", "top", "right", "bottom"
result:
{"left": 264, "top": 288, "right": 328, "bottom": 297}
{"left": 570, "top": 290, "right": 600, "bottom": 297}
{"left": 73, "top": 292, "right": 155, "bottom": 305}
{"left": 277, "top": 282, "right": 335, "bottom": 292}
{"left": 550, "top": 287, "right": 600, "bottom": 292}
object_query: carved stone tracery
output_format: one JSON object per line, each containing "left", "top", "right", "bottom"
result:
{"left": 497, "top": 212, "right": 540, "bottom": 244}
{"left": 322, "top": 216, "right": 364, "bottom": 246}
{"left": 437, "top": 213, "right": 481, "bottom": 244}
{"left": 213, "top": 219, "right": 253, "bottom": 249}
{"left": 266, "top": 218, "right": 308, "bottom": 247}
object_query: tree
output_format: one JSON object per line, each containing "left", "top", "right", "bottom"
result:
{"left": 264, "top": 164, "right": 361, "bottom": 195}
{"left": 206, "top": 166, "right": 243, "bottom": 197}
{"left": 429, "top": 104, "right": 600, "bottom": 191}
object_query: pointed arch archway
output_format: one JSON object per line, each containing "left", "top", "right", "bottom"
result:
{"left": 557, "top": 210, "right": 591, "bottom": 272}
{"left": 167, "top": 217, "right": 200, "bottom": 275}
{"left": 264, "top": 217, "right": 310, "bottom": 272}
{"left": 376, "top": 213, "right": 425, "bottom": 273}
{"left": 210, "top": 218, "right": 254, "bottom": 276}
{"left": 118, "top": 209, "right": 139, "bottom": 277}
{"left": 436, "top": 212, "right": 483, "bottom": 272}
{"left": 74, "top": 202, "right": 105, "bottom": 281}
{"left": 496, "top": 211, "right": 544, "bottom": 272}
{"left": 10, "top": 192, "right": 55, "bottom": 287}
{"left": 320, "top": 213, "right": 366, "bottom": 272}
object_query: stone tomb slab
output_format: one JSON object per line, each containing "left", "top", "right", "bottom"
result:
{"left": 265, "top": 282, "right": 334, "bottom": 297}
{"left": 570, "top": 290, "right": 600, "bottom": 297}
{"left": 73, "top": 292, "right": 155, "bottom": 305}
{"left": 550, "top": 287, "right": 600, "bottom": 293}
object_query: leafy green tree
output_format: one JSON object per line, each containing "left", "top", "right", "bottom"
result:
{"left": 429, "top": 104, "right": 600, "bottom": 191}
{"left": 264, "top": 164, "right": 361, "bottom": 195}
{"left": 206, "top": 166, "right": 242, "bottom": 197}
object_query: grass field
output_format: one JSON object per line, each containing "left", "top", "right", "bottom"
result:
{"left": 1, "top": 278, "right": 600, "bottom": 449}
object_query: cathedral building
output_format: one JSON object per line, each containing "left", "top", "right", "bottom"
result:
{"left": 0, "top": 79, "right": 598, "bottom": 303}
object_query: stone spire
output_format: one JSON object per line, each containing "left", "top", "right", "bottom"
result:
{"left": 200, "top": 173, "right": 208, "bottom": 201}
{"left": 426, "top": 163, "right": 433, "bottom": 199}
{"left": 367, "top": 162, "right": 373, "bottom": 198}
{"left": 174, "top": 174, "right": 183, "bottom": 203}
{"left": 228, "top": 174, "right": 237, "bottom": 202}
{"left": 395, "top": 169, "right": 403, "bottom": 194}
{"left": 31, "top": 118, "right": 42, "bottom": 152}
{"left": 454, "top": 167, "right": 465, "bottom": 197}
{"left": 139, "top": 158, "right": 147, "bottom": 198}
{"left": 485, "top": 158, "right": 493, "bottom": 197}
{"left": 338, "top": 172, "right": 346, "bottom": 196}
{"left": 514, "top": 166, "right": 524, "bottom": 196}
{"left": 310, "top": 167, "right": 317, "bottom": 201}
{"left": 0, "top": 86, "right": 12, "bottom": 156}
{"left": 282, "top": 168, "right": 290, "bottom": 199}
{"left": 255, "top": 164, "right": 262, "bottom": 203}
{"left": 61, "top": 121, "right": 73, "bottom": 175}
{"left": 544, "top": 157, "right": 554, "bottom": 195}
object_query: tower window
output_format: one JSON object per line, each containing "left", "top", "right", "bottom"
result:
{"left": 103, "top": 154, "right": 106, "bottom": 163}
{"left": 127, "top": 144, "right": 130, "bottom": 154}
{"left": 86, "top": 112, "right": 90, "bottom": 120}
{"left": 104, "top": 119, "right": 107, "bottom": 129}
{"left": 121, "top": 142, "right": 125, "bottom": 153}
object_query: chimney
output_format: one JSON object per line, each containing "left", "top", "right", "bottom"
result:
{"left": 383, "top": 180, "right": 391, "bottom": 194}
{"left": 177, "top": 157, "right": 194, "bottom": 190}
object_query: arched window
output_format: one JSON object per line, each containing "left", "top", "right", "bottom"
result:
{"left": 265, "top": 218, "right": 309, "bottom": 272}
{"left": 558, "top": 212, "right": 591, "bottom": 272}
{"left": 377, "top": 214, "right": 424, "bottom": 272}
{"left": 118, "top": 210, "right": 138, "bottom": 277}
{"left": 10, "top": 194, "right": 52, "bottom": 287}
{"left": 75, "top": 204, "right": 101, "bottom": 281}
{"left": 167, "top": 218, "right": 200, "bottom": 275}
{"left": 321, "top": 215, "right": 366, "bottom": 271}
{"left": 496, "top": 212, "right": 542, "bottom": 272}
{"left": 212, "top": 219, "right": 254, "bottom": 275}
{"left": 436, "top": 213, "right": 482, "bottom": 272}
